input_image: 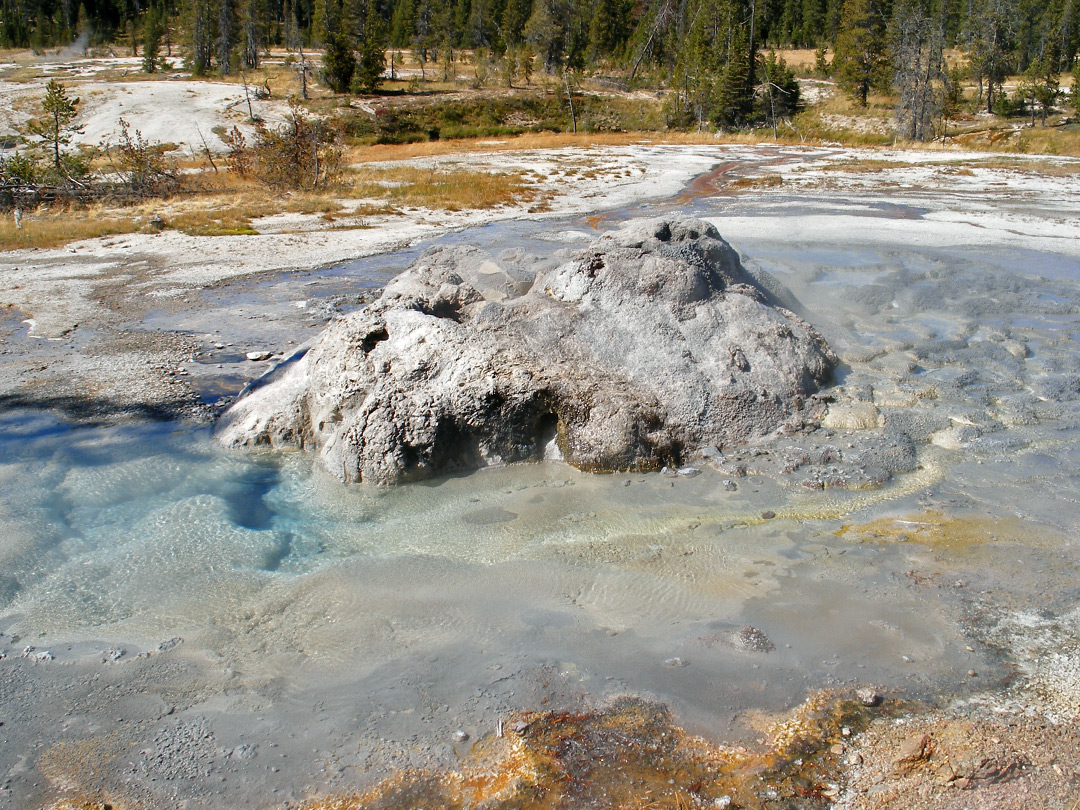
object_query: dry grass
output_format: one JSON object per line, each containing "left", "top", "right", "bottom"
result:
{"left": 157, "top": 189, "right": 346, "bottom": 235}
{"left": 965, "top": 154, "right": 1080, "bottom": 174}
{"left": 0, "top": 208, "right": 142, "bottom": 250}
{"left": 163, "top": 205, "right": 264, "bottom": 236}
{"left": 728, "top": 174, "right": 784, "bottom": 189}
{"left": 349, "top": 165, "right": 542, "bottom": 210}
{"left": 788, "top": 91, "right": 897, "bottom": 145}
{"left": 0, "top": 185, "right": 352, "bottom": 249}
{"left": 952, "top": 124, "right": 1080, "bottom": 157}
{"left": 775, "top": 47, "right": 828, "bottom": 71}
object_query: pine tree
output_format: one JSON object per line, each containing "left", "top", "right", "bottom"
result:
{"left": 1031, "top": 45, "right": 1061, "bottom": 123}
{"left": 239, "top": 0, "right": 265, "bottom": 69}
{"left": 1073, "top": 62, "right": 1080, "bottom": 115}
{"left": 217, "top": 0, "right": 236, "bottom": 74}
{"left": 968, "top": 0, "right": 1015, "bottom": 112}
{"left": 667, "top": 0, "right": 757, "bottom": 128}
{"left": 143, "top": 5, "right": 165, "bottom": 73}
{"left": 588, "top": 0, "right": 630, "bottom": 61}
{"left": 187, "top": 0, "right": 216, "bottom": 74}
{"left": 833, "top": 0, "right": 890, "bottom": 105}
{"left": 353, "top": 0, "right": 387, "bottom": 91}
{"left": 939, "top": 62, "right": 966, "bottom": 142}
{"left": 323, "top": 30, "right": 357, "bottom": 90}
{"left": 757, "top": 49, "right": 800, "bottom": 135}
{"left": 389, "top": 0, "right": 415, "bottom": 45}
{"left": 26, "top": 79, "right": 84, "bottom": 178}
{"left": 524, "top": 0, "right": 566, "bottom": 71}
{"left": 501, "top": 0, "right": 532, "bottom": 45}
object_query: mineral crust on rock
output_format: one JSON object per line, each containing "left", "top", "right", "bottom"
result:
{"left": 217, "top": 217, "right": 837, "bottom": 484}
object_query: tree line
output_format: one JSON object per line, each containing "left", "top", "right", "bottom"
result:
{"left": 2, "top": 0, "right": 1078, "bottom": 137}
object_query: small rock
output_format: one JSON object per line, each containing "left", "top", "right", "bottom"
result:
{"left": 664, "top": 657, "right": 688, "bottom": 667}
{"left": 451, "top": 730, "right": 469, "bottom": 743}
{"left": 842, "top": 725, "right": 852, "bottom": 737}
{"left": 722, "top": 479, "right": 737, "bottom": 491}
{"left": 157, "top": 637, "right": 183, "bottom": 652}
{"left": 101, "top": 647, "right": 126, "bottom": 663}
{"left": 661, "top": 466, "right": 678, "bottom": 478}
{"left": 736, "top": 626, "right": 775, "bottom": 653}
{"left": 714, "top": 797, "right": 732, "bottom": 809}
{"left": 761, "top": 510, "right": 776, "bottom": 520}
{"left": 968, "top": 669, "right": 977, "bottom": 677}
{"left": 246, "top": 351, "right": 273, "bottom": 362}
{"left": 510, "top": 720, "right": 530, "bottom": 734}
{"left": 677, "top": 466, "right": 701, "bottom": 478}
{"left": 855, "top": 686, "right": 881, "bottom": 708}
{"left": 893, "top": 733, "right": 932, "bottom": 775}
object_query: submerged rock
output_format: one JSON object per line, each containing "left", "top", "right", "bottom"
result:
{"left": 217, "top": 217, "right": 837, "bottom": 485}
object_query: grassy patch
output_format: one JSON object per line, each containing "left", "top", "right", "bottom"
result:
{"left": 0, "top": 209, "right": 141, "bottom": 250}
{"left": 159, "top": 191, "right": 346, "bottom": 235}
{"left": 789, "top": 92, "right": 897, "bottom": 146}
{"left": 0, "top": 189, "right": 351, "bottom": 249}
{"left": 728, "top": 174, "right": 784, "bottom": 189}
{"left": 965, "top": 154, "right": 1080, "bottom": 174}
{"left": 951, "top": 123, "right": 1080, "bottom": 157}
{"left": 349, "top": 165, "right": 541, "bottom": 210}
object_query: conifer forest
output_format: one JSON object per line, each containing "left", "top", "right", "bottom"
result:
{"left": 2, "top": 0, "right": 1077, "bottom": 137}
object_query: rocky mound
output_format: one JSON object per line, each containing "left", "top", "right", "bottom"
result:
{"left": 217, "top": 217, "right": 837, "bottom": 484}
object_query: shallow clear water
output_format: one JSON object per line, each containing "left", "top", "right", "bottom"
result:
{"left": 3, "top": 162, "right": 1080, "bottom": 808}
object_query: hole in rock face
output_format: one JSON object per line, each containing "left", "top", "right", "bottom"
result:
{"left": 654, "top": 222, "right": 672, "bottom": 242}
{"left": 360, "top": 327, "right": 388, "bottom": 354}
{"left": 535, "top": 412, "right": 560, "bottom": 460}
{"left": 426, "top": 417, "right": 484, "bottom": 475}
{"left": 429, "top": 299, "right": 463, "bottom": 323}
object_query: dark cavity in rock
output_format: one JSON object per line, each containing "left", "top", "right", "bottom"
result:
{"left": 217, "top": 217, "right": 837, "bottom": 485}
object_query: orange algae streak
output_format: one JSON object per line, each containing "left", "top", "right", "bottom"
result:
{"left": 834, "top": 510, "right": 1066, "bottom": 553}
{"left": 295, "top": 692, "right": 886, "bottom": 810}
{"left": 46, "top": 801, "right": 128, "bottom": 810}
{"left": 676, "top": 162, "right": 740, "bottom": 203}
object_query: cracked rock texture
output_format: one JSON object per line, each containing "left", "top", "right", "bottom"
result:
{"left": 217, "top": 217, "right": 837, "bottom": 484}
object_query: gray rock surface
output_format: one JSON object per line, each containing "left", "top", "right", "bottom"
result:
{"left": 217, "top": 217, "right": 837, "bottom": 484}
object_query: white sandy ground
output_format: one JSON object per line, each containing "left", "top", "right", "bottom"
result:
{"left": 711, "top": 149, "right": 1080, "bottom": 255}
{"left": 0, "top": 55, "right": 292, "bottom": 152}
{"left": 76, "top": 79, "right": 294, "bottom": 151}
